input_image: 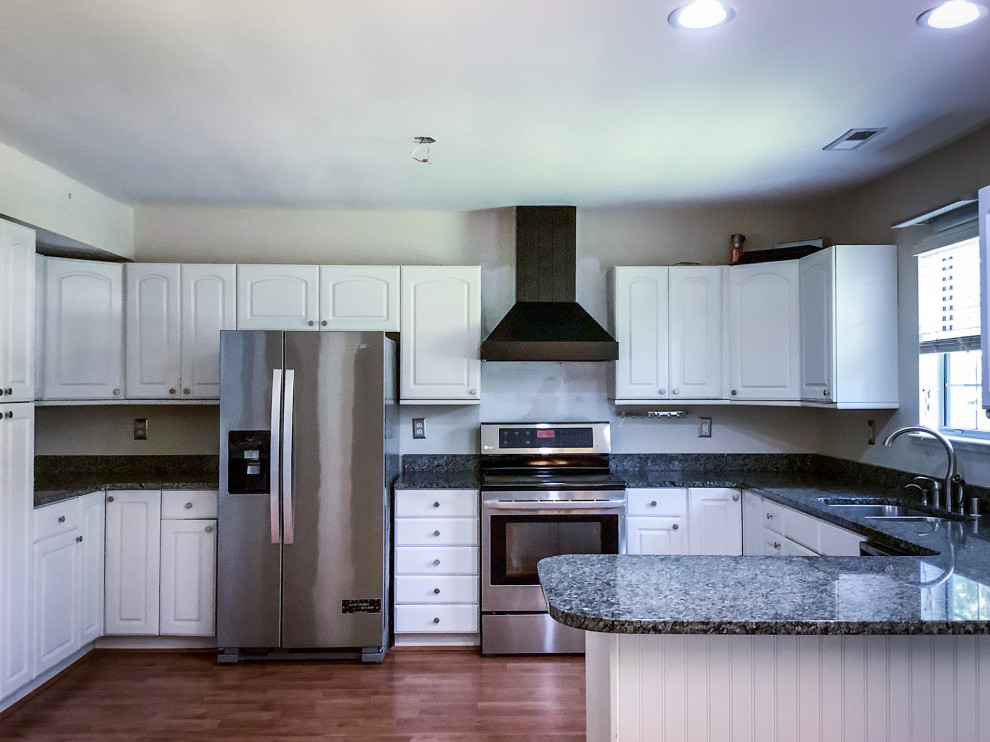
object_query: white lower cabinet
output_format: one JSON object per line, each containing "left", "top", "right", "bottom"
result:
{"left": 393, "top": 489, "right": 479, "bottom": 642}
{"left": 742, "top": 490, "right": 864, "bottom": 556}
{"left": 105, "top": 489, "right": 217, "bottom": 637}
{"left": 78, "top": 492, "right": 106, "bottom": 645}
{"left": 626, "top": 488, "right": 741, "bottom": 556}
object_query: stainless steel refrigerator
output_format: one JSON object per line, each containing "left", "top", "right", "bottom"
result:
{"left": 217, "top": 330, "right": 398, "bottom": 663}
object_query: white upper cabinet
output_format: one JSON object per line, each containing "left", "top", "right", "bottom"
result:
{"left": 34, "top": 255, "right": 45, "bottom": 400}
{"left": 611, "top": 265, "right": 723, "bottom": 402}
{"left": 981, "top": 185, "right": 990, "bottom": 411}
{"left": 668, "top": 266, "right": 724, "bottom": 400}
{"left": 180, "top": 264, "right": 236, "bottom": 398}
{"left": 400, "top": 266, "right": 481, "bottom": 403}
{"left": 43, "top": 257, "right": 124, "bottom": 399}
{"left": 0, "top": 219, "right": 36, "bottom": 402}
{"left": 611, "top": 267, "right": 669, "bottom": 400}
{"left": 319, "top": 265, "right": 400, "bottom": 331}
{"left": 727, "top": 261, "right": 801, "bottom": 400}
{"left": 236, "top": 264, "right": 320, "bottom": 330}
{"left": 800, "top": 245, "right": 898, "bottom": 408}
{"left": 125, "top": 264, "right": 182, "bottom": 399}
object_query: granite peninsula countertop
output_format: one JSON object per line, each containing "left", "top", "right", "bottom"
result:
{"left": 35, "top": 481, "right": 219, "bottom": 508}
{"left": 539, "top": 470, "right": 990, "bottom": 636}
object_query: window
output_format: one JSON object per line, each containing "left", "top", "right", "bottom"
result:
{"left": 917, "top": 235, "right": 989, "bottom": 438}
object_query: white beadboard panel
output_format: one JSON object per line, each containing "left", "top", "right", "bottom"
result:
{"left": 588, "top": 632, "right": 990, "bottom": 742}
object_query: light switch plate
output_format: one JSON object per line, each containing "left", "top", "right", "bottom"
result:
{"left": 698, "top": 417, "right": 712, "bottom": 438}
{"left": 412, "top": 418, "right": 426, "bottom": 439}
{"left": 134, "top": 418, "right": 148, "bottom": 441}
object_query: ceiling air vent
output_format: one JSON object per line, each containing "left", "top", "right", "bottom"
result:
{"left": 823, "top": 128, "right": 887, "bottom": 151}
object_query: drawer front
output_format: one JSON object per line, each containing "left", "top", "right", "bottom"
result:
{"left": 394, "top": 489, "right": 478, "bottom": 518}
{"left": 395, "top": 576, "right": 479, "bottom": 605}
{"left": 394, "top": 546, "right": 479, "bottom": 575}
{"left": 781, "top": 505, "right": 819, "bottom": 551}
{"left": 394, "top": 604, "right": 479, "bottom": 633}
{"left": 394, "top": 517, "right": 478, "bottom": 546}
{"left": 162, "top": 490, "right": 219, "bottom": 520}
{"left": 762, "top": 500, "right": 786, "bottom": 536}
{"left": 626, "top": 488, "right": 687, "bottom": 517}
{"left": 34, "top": 498, "right": 82, "bottom": 542}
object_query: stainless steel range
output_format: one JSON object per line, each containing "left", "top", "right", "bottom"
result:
{"left": 480, "top": 422, "right": 626, "bottom": 655}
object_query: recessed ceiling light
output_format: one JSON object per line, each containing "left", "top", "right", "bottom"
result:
{"left": 918, "top": 0, "right": 988, "bottom": 29}
{"left": 668, "top": 0, "right": 735, "bottom": 30}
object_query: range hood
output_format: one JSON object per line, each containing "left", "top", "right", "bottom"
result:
{"left": 481, "top": 206, "right": 619, "bottom": 362}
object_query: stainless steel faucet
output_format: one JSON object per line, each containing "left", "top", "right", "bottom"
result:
{"left": 883, "top": 425, "right": 961, "bottom": 513}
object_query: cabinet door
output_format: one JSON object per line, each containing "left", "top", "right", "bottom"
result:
{"left": 44, "top": 258, "right": 124, "bottom": 399}
{"left": 612, "top": 267, "right": 668, "bottom": 400}
{"left": 35, "top": 255, "right": 45, "bottom": 400}
{"left": 669, "top": 266, "right": 724, "bottom": 399}
{"left": 160, "top": 519, "right": 217, "bottom": 637}
{"left": 236, "top": 264, "right": 319, "bottom": 330}
{"left": 626, "top": 516, "right": 686, "bottom": 555}
{"left": 33, "top": 531, "right": 80, "bottom": 676}
{"left": 125, "top": 264, "right": 182, "bottom": 399}
{"left": 180, "top": 264, "right": 236, "bottom": 398}
{"left": 799, "top": 248, "right": 834, "bottom": 402}
{"left": 1, "top": 403, "right": 34, "bottom": 694}
{"left": 104, "top": 491, "right": 161, "bottom": 635}
{"left": 400, "top": 266, "right": 481, "bottom": 402}
{"left": 727, "top": 261, "right": 800, "bottom": 400}
{"left": 687, "top": 488, "right": 742, "bottom": 555}
{"left": 741, "top": 491, "right": 765, "bottom": 556}
{"left": 78, "top": 492, "right": 106, "bottom": 645}
{"left": 319, "top": 265, "right": 400, "bottom": 331}
{"left": 0, "top": 219, "right": 36, "bottom": 402}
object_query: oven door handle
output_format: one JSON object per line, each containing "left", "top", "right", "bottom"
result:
{"left": 484, "top": 501, "right": 626, "bottom": 511}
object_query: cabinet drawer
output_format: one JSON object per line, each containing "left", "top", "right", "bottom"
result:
{"left": 394, "top": 546, "right": 479, "bottom": 575}
{"left": 626, "top": 488, "right": 687, "bottom": 517}
{"left": 762, "top": 500, "right": 786, "bottom": 536}
{"left": 34, "top": 498, "right": 82, "bottom": 542}
{"left": 395, "top": 517, "right": 478, "bottom": 546}
{"left": 394, "top": 604, "right": 479, "bottom": 633}
{"left": 394, "top": 489, "right": 478, "bottom": 518}
{"left": 395, "top": 576, "right": 479, "bottom": 605}
{"left": 162, "top": 490, "right": 218, "bottom": 520}
{"left": 781, "top": 505, "right": 818, "bottom": 551}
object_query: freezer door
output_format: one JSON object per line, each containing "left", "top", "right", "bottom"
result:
{"left": 217, "top": 330, "right": 284, "bottom": 648}
{"left": 280, "top": 332, "right": 387, "bottom": 649}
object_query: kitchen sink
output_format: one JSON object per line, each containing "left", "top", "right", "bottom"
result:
{"left": 816, "top": 499, "right": 949, "bottom": 522}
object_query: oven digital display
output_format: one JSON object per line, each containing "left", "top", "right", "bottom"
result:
{"left": 498, "top": 427, "right": 594, "bottom": 449}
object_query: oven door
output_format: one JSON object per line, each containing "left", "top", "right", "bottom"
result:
{"left": 481, "top": 495, "right": 625, "bottom": 613}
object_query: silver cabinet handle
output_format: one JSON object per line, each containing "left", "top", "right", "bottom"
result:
{"left": 433, "top": 617, "right": 440, "bottom": 624}
{"left": 732, "top": 494, "right": 740, "bottom": 502}
{"left": 4, "top": 411, "right": 11, "bottom": 419}
{"left": 433, "top": 588, "right": 440, "bottom": 595}
{"left": 649, "top": 500, "right": 657, "bottom": 507}
{"left": 113, "top": 388, "right": 121, "bottom": 395}
{"left": 58, "top": 515, "right": 66, "bottom": 523}
{"left": 307, "top": 320, "right": 315, "bottom": 326}
{"left": 169, "top": 388, "right": 177, "bottom": 395}
{"left": 773, "top": 541, "right": 781, "bottom": 550}
{"left": 107, "top": 496, "right": 115, "bottom": 503}
{"left": 433, "top": 501, "right": 440, "bottom": 508}
{"left": 206, "top": 525, "right": 214, "bottom": 533}
{"left": 823, "top": 390, "right": 829, "bottom": 397}
{"left": 76, "top": 536, "right": 83, "bottom": 543}
{"left": 468, "top": 388, "right": 477, "bottom": 395}
{"left": 0, "top": 389, "right": 4, "bottom": 396}
{"left": 432, "top": 559, "right": 440, "bottom": 566}
{"left": 766, "top": 512, "right": 773, "bottom": 520}
{"left": 673, "top": 389, "right": 679, "bottom": 395}
{"left": 672, "top": 523, "right": 679, "bottom": 530}
{"left": 433, "top": 530, "right": 440, "bottom": 537}
{"left": 183, "top": 388, "right": 191, "bottom": 394}
{"left": 4, "top": 388, "right": 10, "bottom": 395}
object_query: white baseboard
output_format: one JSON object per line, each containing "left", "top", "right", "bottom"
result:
{"left": 394, "top": 632, "right": 479, "bottom": 647}
{"left": 1, "top": 643, "right": 93, "bottom": 715}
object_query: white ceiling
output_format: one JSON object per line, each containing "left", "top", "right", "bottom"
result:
{"left": 1, "top": 0, "right": 989, "bottom": 210}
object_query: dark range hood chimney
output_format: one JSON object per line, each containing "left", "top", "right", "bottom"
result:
{"left": 481, "top": 206, "right": 619, "bottom": 362}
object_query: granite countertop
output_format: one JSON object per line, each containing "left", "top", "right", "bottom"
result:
{"left": 35, "top": 481, "right": 218, "bottom": 508}
{"left": 393, "top": 470, "right": 481, "bottom": 490}
{"left": 539, "top": 470, "right": 990, "bottom": 636}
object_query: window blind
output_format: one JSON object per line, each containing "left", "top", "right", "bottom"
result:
{"left": 917, "top": 236, "right": 981, "bottom": 354}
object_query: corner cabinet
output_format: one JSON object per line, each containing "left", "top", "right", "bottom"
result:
{"left": 799, "top": 245, "right": 898, "bottom": 408}
{"left": 727, "top": 261, "right": 801, "bottom": 401}
{"left": 400, "top": 266, "right": 481, "bottom": 404}
{"left": 610, "top": 266, "right": 724, "bottom": 403}
{"left": 43, "top": 257, "right": 124, "bottom": 400}
{"left": 0, "top": 219, "right": 36, "bottom": 403}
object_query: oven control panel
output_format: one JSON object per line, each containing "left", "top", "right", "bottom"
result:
{"left": 481, "top": 422, "right": 610, "bottom": 454}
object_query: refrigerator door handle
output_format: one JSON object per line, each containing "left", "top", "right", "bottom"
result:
{"left": 282, "top": 369, "right": 296, "bottom": 545}
{"left": 269, "top": 368, "right": 283, "bottom": 544}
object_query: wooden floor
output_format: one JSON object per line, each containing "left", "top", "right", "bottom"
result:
{"left": 0, "top": 649, "right": 585, "bottom": 741}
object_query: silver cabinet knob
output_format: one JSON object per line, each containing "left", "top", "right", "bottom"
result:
{"left": 433, "top": 530, "right": 441, "bottom": 537}
{"left": 672, "top": 389, "right": 679, "bottom": 395}
{"left": 184, "top": 502, "right": 193, "bottom": 509}
{"left": 432, "top": 559, "right": 440, "bottom": 566}
{"left": 0, "top": 389, "right": 4, "bottom": 396}
{"left": 672, "top": 523, "right": 679, "bottom": 530}
{"left": 308, "top": 320, "right": 315, "bottom": 326}
{"left": 205, "top": 525, "right": 214, "bottom": 533}
{"left": 58, "top": 515, "right": 66, "bottom": 523}
{"left": 433, "top": 588, "right": 440, "bottom": 595}
{"left": 113, "top": 388, "right": 121, "bottom": 395}
{"left": 823, "top": 390, "right": 829, "bottom": 397}
{"left": 107, "top": 496, "right": 115, "bottom": 503}
{"left": 183, "top": 388, "right": 191, "bottom": 394}
{"left": 169, "top": 388, "right": 177, "bottom": 395}
{"left": 658, "top": 388, "right": 666, "bottom": 395}
{"left": 649, "top": 500, "right": 657, "bottom": 507}
{"left": 321, "top": 320, "right": 328, "bottom": 327}
{"left": 433, "top": 617, "right": 440, "bottom": 624}
{"left": 433, "top": 501, "right": 440, "bottom": 508}
{"left": 731, "top": 389, "right": 737, "bottom": 396}
{"left": 468, "top": 388, "right": 477, "bottom": 395}
{"left": 732, "top": 494, "right": 740, "bottom": 502}
{"left": 4, "top": 388, "right": 10, "bottom": 395}
{"left": 4, "top": 411, "right": 11, "bottom": 419}
{"left": 76, "top": 535, "right": 83, "bottom": 543}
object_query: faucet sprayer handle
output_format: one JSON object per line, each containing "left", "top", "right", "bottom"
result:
{"left": 904, "top": 482, "right": 929, "bottom": 506}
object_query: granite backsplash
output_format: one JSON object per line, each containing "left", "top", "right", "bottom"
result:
{"left": 35, "top": 455, "right": 220, "bottom": 490}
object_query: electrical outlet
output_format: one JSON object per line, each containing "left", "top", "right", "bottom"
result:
{"left": 133, "top": 418, "right": 148, "bottom": 441}
{"left": 698, "top": 417, "right": 712, "bottom": 438}
{"left": 412, "top": 418, "right": 426, "bottom": 439}
{"left": 867, "top": 419, "right": 876, "bottom": 445}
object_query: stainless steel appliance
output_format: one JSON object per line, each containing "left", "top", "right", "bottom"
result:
{"left": 217, "top": 331, "right": 398, "bottom": 663}
{"left": 480, "top": 422, "right": 625, "bottom": 654}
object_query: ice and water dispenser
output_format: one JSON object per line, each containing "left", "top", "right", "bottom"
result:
{"left": 227, "top": 430, "right": 272, "bottom": 494}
